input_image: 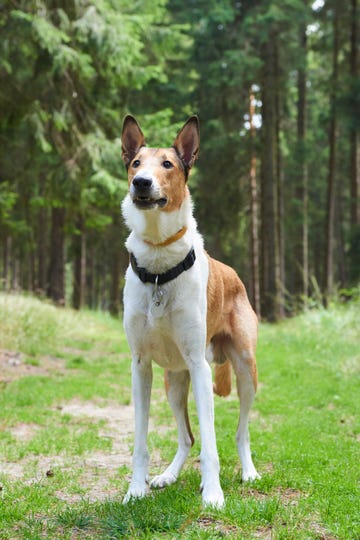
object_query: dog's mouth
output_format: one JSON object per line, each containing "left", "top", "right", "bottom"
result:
{"left": 132, "top": 196, "right": 168, "bottom": 209}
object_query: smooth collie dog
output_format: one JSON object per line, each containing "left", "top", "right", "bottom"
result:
{"left": 121, "top": 115, "right": 260, "bottom": 507}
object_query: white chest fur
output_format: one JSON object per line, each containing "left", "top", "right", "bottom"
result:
{"left": 123, "top": 244, "right": 209, "bottom": 371}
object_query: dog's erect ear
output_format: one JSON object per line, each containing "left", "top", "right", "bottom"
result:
{"left": 172, "top": 116, "right": 200, "bottom": 171}
{"left": 121, "top": 115, "right": 146, "bottom": 167}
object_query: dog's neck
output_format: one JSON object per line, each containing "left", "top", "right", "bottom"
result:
{"left": 143, "top": 226, "right": 188, "bottom": 247}
{"left": 122, "top": 193, "right": 194, "bottom": 247}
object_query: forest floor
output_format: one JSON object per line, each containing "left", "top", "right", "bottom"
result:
{"left": 0, "top": 293, "right": 359, "bottom": 539}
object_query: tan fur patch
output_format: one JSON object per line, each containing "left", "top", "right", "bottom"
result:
{"left": 207, "top": 255, "right": 258, "bottom": 391}
{"left": 213, "top": 361, "right": 232, "bottom": 397}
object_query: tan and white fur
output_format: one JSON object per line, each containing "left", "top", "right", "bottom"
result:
{"left": 121, "top": 115, "right": 260, "bottom": 508}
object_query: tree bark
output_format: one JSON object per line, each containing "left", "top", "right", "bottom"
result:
{"left": 260, "top": 35, "right": 282, "bottom": 321}
{"left": 350, "top": 0, "right": 359, "bottom": 227}
{"left": 47, "top": 207, "right": 66, "bottom": 305}
{"left": 109, "top": 248, "right": 121, "bottom": 316}
{"left": 108, "top": 212, "right": 127, "bottom": 317}
{"left": 294, "top": 24, "right": 309, "bottom": 304}
{"left": 274, "top": 39, "right": 285, "bottom": 318}
{"left": 72, "top": 214, "right": 86, "bottom": 310}
{"left": 249, "top": 89, "right": 261, "bottom": 317}
{"left": 324, "top": 5, "right": 339, "bottom": 304}
{"left": 10, "top": 252, "right": 19, "bottom": 291}
{"left": 37, "top": 175, "right": 48, "bottom": 295}
{"left": 37, "top": 207, "right": 48, "bottom": 295}
{"left": 2, "top": 234, "right": 11, "bottom": 291}
{"left": 86, "top": 239, "right": 95, "bottom": 309}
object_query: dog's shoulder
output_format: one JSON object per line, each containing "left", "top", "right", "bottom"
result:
{"left": 207, "top": 254, "right": 246, "bottom": 297}
{"left": 206, "top": 254, "right": 251, "bottom": 339}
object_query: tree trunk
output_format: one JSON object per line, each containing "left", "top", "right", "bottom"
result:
{"left": 94, "top": 254, "right": 102, "bottom": 310}
{"left": 294, "top": 24, "right": 309, "bottom": 304}
{"left": 28, "top": 248, "right": 36, "bottom": 292}
{"left": 274, "top": 39, "right": 285, "bottom": 318}
{"left": 11, "top": 252, "right": 19, "bottom": 291}
{"left": 324, "top": 5, "right": 339, "bottom": 304}
{"left": 260, "top": 35, "right": 282, "bottom": 321}
{"left": 2, "top": 234, "right": 11, "bottom": 291}
{"left": 350, "top": 0, "right": 359, "bottom": 227}
{"left": 336, "top": 188, "right": 347, "bottom": 286}
{"left": 109, "top": 248, "right": 121, "bottom": 316}
{"left": 249, "top": 89, "right": 261, "bottom": 317}
{"left": 72, "top": 214, "right": 86, "bottom": 310}
{"left": 86, "top": 240, "right": 95, "bottom": 309}
{"left": 37, "top": 207, "right": 47, "bottom": 295}
{"left": 109, "top": 212, "right": 126, "bottom": 317}
{"left": 24, "top": 199, "right": 36, "bottom": 292}
{"left": 47, "top": 207, "right": 66, "bottom": 305}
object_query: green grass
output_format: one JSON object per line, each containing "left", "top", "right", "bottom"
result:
{"left": 0, "top": 292, "right": 359, "bottom": 539}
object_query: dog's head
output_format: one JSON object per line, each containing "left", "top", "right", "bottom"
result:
{"left": 121, "top": 115, "right": 199, "bottom": 212}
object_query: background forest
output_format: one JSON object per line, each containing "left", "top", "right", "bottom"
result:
{"left": 0, "top": 0, "right": 359, "bottom": 321}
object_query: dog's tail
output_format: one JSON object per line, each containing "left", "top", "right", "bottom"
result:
{"left": 213, "top": 360, "right": 232, "bottom": 397}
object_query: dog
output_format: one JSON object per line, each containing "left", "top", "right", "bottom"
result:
{"left": 121, "top": 115, "right": 260, "bottom": 508}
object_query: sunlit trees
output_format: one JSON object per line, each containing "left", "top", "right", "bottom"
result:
{"left": 1, "top": 0, "right": 358, "bottom": 318}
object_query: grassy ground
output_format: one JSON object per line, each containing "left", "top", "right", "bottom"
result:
{"left": 0, "top": 292, "right": 359, "bottom": 539}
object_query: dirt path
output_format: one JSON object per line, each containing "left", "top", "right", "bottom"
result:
{"left": 0, "top": 350, "right": 160, "bottom": 502}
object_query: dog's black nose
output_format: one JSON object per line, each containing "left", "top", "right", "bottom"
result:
{"left": 133, "top": 176, "right": 152, "bottom": 191}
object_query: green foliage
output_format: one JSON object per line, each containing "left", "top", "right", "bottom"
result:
{"left": 0, "top": 0, "right": 358, "bottom": 312}
{"left": 0, "top": 183, "right": 17, "bottom": 224}
{"left": 0, "top": 0, "right": 188, "bottom": 305}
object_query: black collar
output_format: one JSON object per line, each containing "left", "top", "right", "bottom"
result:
{"left": 130, "top": 247, "right": 196, "bottom": 285}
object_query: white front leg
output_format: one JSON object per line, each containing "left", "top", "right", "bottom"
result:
{"left": 123, "top": 355, "right": 153, "bottom": 503}
{"left": 189, "top": 360, "right": 224, "bottom": 508}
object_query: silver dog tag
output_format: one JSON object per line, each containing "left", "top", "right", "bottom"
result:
{"left": 151, "top": 277, "right": 165, "bottom": 317}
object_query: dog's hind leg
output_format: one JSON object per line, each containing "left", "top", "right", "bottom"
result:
{"left": 229, "top": 302, "right": 260, "bottom": 482}
{"left": 150, "top": 369, "right": 194, "bottom": 489}
{"left": 229, "top": 345, "right": 261, "bottom": 482}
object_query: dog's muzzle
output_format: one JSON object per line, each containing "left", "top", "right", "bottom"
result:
{"left": 131, "top": 176, "right": 167, "bottom": 209}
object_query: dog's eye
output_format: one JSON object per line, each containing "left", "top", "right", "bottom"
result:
{"left": 132, "top": 159, "right": 140, "bottom": 168}
{"left": 162, "top": 160, "right": 173, "bottom": 169}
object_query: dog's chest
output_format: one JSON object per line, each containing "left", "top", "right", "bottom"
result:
{"left": 137, "top": 314, "right": 188, "bottom": 370}
{"left": 124, "top": 279, "right": 189, "bottom": 369}
{"left": 143, "top": 326, "right": 186, "bottom": 370}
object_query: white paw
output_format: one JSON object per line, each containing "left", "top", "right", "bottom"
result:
{"left": 201, "top": 483, "right": 225, "bottom": 509}
{"left": 242, "top": 468, "right": 261, "bottom": 482}
{"left": 150, "top": 472, "right": 177, "bottom": 489}
{"left": 123, "top": 484, "right": 147, "bottom": 504}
